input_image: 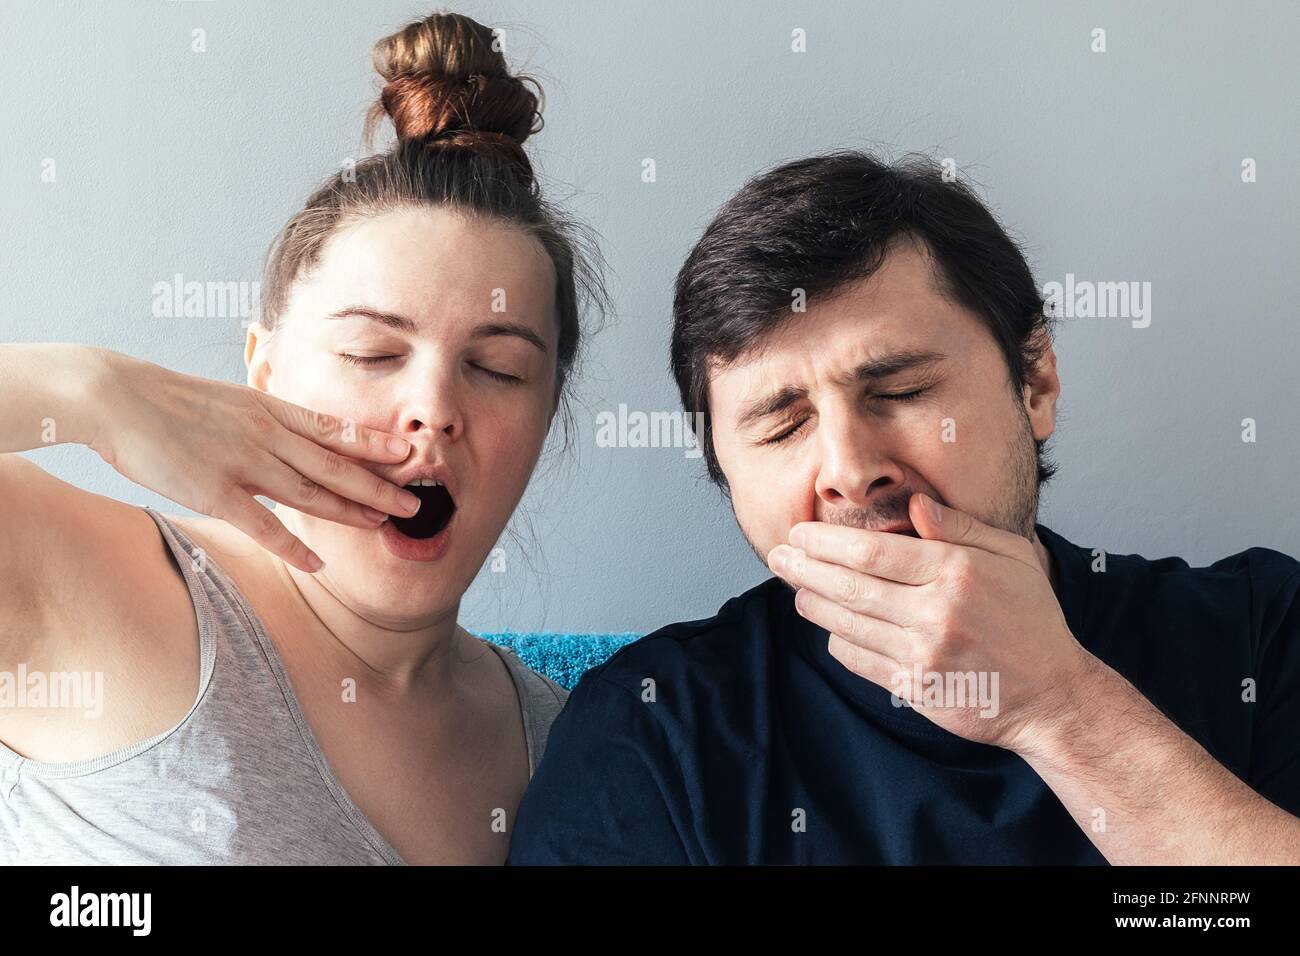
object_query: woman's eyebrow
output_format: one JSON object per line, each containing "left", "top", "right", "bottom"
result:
{"left": 323, "top": 308, "right": 547, "bottom": 354}
{"left": 471, "top": 322, "right": 548, "bottom": 354}
{"left": 325, "top": 306, "right": 419, "bottom": 334}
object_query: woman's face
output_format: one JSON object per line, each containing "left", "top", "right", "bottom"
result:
{"left": 246, "top": 205, "right": 559, "bottom": 626}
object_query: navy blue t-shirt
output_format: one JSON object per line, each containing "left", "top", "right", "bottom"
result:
{"left": 509, "top": 524, "right": 1300, "bottom": 864}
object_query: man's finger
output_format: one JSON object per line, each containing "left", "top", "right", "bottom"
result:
{"left": 793, "top": 585, "right": 914, "bottom": 659}
{"left": 788, "top": 521, "right": 944, "bottom": 585}
{"left": 910, "top": 492, "right": 1029, "bottom": 561}
{"left": 826, "top": 632, "right": 905, "bottom": 692}
{"left": 769, "top": 545, "right": 916, "bottom": 622}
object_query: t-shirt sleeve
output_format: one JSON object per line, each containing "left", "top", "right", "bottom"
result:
{"left": 508, "top": 668, "right": 695, "bottom": 865}
{"left": 1247, "top": 555, "right": 1300, "bottom": 817}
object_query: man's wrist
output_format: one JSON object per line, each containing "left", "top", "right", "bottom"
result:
{"left": 1013, "top": 647, "right": 1123, "bottom": 769}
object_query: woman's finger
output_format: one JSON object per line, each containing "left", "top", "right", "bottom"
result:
{"left": 214, "top": 492, "right": 325, "bottom": 573}
{"left": 273, "top": 429, "right": 421, "bottom": 518}
{"left": 261, "top": 395, "right": 412, "bottom": 464}
{"left": 244, "top": 453, "right": 393, "bottom": 529}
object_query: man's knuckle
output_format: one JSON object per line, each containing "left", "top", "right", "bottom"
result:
{"left": 851, "top": 537, "right": 878, "bottom": 570}
{"left": 943, "top": 552, "right": 976, "bottom": 592}
{"left": 788, "top": 549, "right": 806, "bottom": 577}
{"left": 839, "top": 606, "right": 862, "bottom": 639}
{"left": 836, "top": 636, "right": 862, "bottom": 672}
{"left": 930, "top": 606, "right": 957, "bottom": 641}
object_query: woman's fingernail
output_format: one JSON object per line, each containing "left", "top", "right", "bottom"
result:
{"left": 307, "top": 552, "right": 325, "bottom": 572}
{"left": 402, "top": 493, "right": 421, "bottom": 514}
{"left": 387, "top": 437, "right": 410, "bottom": 455}
{"left": 362, "top": 506, "right": 388, "bottom": 523}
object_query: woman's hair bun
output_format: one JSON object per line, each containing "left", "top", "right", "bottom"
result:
{"left": 364, "top": 11, "right": 543, "bottom": 178}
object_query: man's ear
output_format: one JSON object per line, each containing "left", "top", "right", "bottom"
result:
{"left": 1021, "top": 324, "right": 1060, "bottom": 442}
{"left": 245, "top": 322, "right": 273, "bottom": 392}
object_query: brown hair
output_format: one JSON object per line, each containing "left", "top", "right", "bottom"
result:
{"left": 259, "top": 11, "right": 606, "bottom": 440}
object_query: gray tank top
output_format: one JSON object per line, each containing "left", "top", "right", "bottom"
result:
{"left": 0, "top": 506, "right": 568, "bottom": 864}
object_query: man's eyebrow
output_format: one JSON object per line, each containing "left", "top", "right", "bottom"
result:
{"left": 836, "top": 348, "right": 946, "bottom": 386}
{"left": 734, "top": 384, "right": 805, "bottom": 432}
{"left": 325, "top": 306, "right": 419, "bottom": 335}
{"left": 469, "top": 322, "right": 548, "bottom": 354}
{"left": 734, "top": 348, "right": 946, "bottom": 431}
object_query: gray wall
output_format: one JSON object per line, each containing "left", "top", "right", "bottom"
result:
{"left": 3, "top": 0, "right": 1296, "bottom": 633}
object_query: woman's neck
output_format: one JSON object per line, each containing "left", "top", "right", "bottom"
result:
{"left": 269, "top": 549, "right": 467, "bottom": 700}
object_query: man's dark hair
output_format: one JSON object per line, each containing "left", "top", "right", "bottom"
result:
{"left": 671, "top": 150, "right": 1059, "bottom": 494}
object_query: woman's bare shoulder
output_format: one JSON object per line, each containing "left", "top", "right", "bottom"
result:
{"left": 0, "top": 466, "right": 203, "bottom": 763}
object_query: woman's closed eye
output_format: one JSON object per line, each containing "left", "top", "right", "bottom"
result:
{"left": 338, "top": 352, "right": 398, "bottom": 368}
{"left": 471, "top": 363, "right": 522, "bottom": 384}
{"left": 337, "top": 352, "right": 523, "bottom": 384}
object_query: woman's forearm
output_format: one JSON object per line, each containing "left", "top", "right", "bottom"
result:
{"left": 0, "top": 342, "right": 113, "bottom": 453}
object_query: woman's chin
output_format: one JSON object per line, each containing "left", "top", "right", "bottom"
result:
{"left": 327, "top": 541, "right": 466, "bottom": 617}
{"left": 296, "top": 511, "right": 488, "bottom": 605}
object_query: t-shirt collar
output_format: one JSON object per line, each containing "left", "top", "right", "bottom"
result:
{"left": 1032, "top": 522, "right": 1095, "bottom": 647}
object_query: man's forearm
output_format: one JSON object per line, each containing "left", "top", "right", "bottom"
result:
{"left": 1019, "top": 654, "right": 1300, "bottom": 864}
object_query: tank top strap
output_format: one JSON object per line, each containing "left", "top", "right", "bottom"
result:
{"left": 478, "top": 640, "right": 568, "bottom": 776}
{"left": 140, "top": 506, "right": 220, "bottom": 701}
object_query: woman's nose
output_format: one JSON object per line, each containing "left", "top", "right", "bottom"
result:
{"left": 394, "top": 370, "right": 463, "bottom": 441}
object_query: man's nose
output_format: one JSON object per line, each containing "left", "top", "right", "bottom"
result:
{"left": 812, "top": 408, "right": 906, "bottom": 510}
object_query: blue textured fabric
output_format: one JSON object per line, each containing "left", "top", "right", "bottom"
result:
{"left": 476, "top": 633, "right": 641, "bottom": 691}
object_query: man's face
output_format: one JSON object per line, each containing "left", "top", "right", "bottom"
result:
{"left": 708, "top": 236, "right": 1059, "bottom": 566}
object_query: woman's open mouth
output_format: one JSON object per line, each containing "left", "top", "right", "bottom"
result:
{"left": 379, "top": 480, "right": 458, "bottom": 562}
{"left": 390, "top": 480, "right": 456, "bottom": 539}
